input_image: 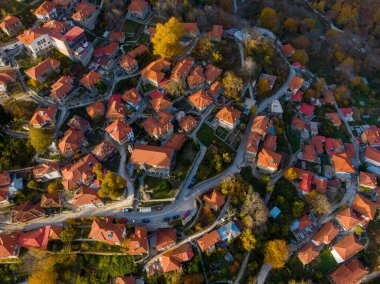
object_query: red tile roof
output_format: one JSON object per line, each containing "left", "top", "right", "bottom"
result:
{"left": 72, "top": 186, "right": 102, "bottom": 207}
{"left": 67, "top": 115, "right": 90, "bottom": 132}
{"left": 86, "top": 101, "right": 105, "bottom": 118}
{"left": 106, "top": 95, "right": 126, "bottom": 120}
{"left": 122, "top": 88, "right": 141, "bottom": 107}
{"left": 205, "top": 64, "right": 222, "bottom": 84}
{"left": 129, "top": 226, "right": 148, "bottom": 255}
{"left": 58, "top": 128, "right": 84, "bottom": 155}
{"left": 72, "top": 3, "right": 97, "bottom": 21}
{"left": 34, "top": 1, "right": 56, "bottom": 16}
{"left": 130, "top": 145, "right": 174, "bottom": 168}
{"left": 299, "top": 103, "right": 314, "bottom": 116}
{"left": 312, "top": 221, "right": 340, "bottom": 246}
{"left": 89, "top": 218, "right": 125, "bottom": 245}
{"left": 150, "top": 96, "right": 173, "bottom": 112}
{"left": 365, "top": 147, "right": 380, "bottom": 164}
{"left": 141, "top": 112, "right": 173, "bottom": 138}
{"left": 0, "top": 15, "right": 21, "bottom": 30}
{"left": 203, "top": 190, "right": 225, "bottom": 210}
{"left": 179, "top": 115, "right": 198, "bottom": 132}
{"left": 330, "top": 259, "right": 368, "bottom": 284}
{"left": 359, "top": 172, "right": 377, "bottom": 189}
{"left": 0, "top": 233, "right": 18, "bottom": 258}
{"left": 332, "top": 153, "right": 355, "bottom": 174}
{"left": 91, "top": 140, "right": 116, "bottom": 161}
{"left": 216, "top": 106, "right": 241, "bottom": 126}
{"left": 120, "top": 54, "right": 137, "bottom": 70}
{"left": 17, "top": 226, "right": 50, "bottom": 249}
{"left": 332, "top": 234, "right": 364, "bottom": 262}
{"left": 257, "top": 148, "right": 282, "bottom": 172}
{"left": 171, "top": 57, "right": 193, "bottom": 80}
{"left": 25, "top": 58, "right": 60, "bottom": 80}
{"left": 361, "top": 125, "right": 380, "bottom": 147}
{"left": 128, "top": 0, "right": 148, "bottom": 13}
{"left": 207, "top": 25, "right": 223, "bottom": 40}
{"left": 336, "top": 208, "right": 361, "bottom": 231}
{"left": 164, "top": 133, "right": 186, "bottom": 151}
{"left": 251, "top": 116, "right": 273, "bottom": 136}
{"left": 105, "top": 120, "right": 133, "bottom": 142}
{"left": 289, "top": 76, "right": 304, "bottom": 91}
{"left": 188, "top": 89, "right": 213, "bottom": 110}
{"left": 352, "top": 194, "right": 378, "bottom": 220}
{"left": 40, "top": 193, "right": 61, "bottom": 208}
{"left": 197, "top": 230, "right": 221, "bottom": 251}
{"left": 141, "top": 58, "right": 170, "bottom": 84}
{"left": 93, "top": 41, "right": 119, "bottom": 57}
{"left": 51, "top": 76, "right": 74, "bottom": 99}
{"left": 263, "top": 134, "right": 277, "bottom": 151}
{"left": 0, "top": 69, "right": 16, "bottom": 86}
{"left": 127, "top": 44, "right": 148, "bottom": 58}
{"left": 297, "top": 242, "right": 319, "bottom": 265}
{"left": 160, "top": 243, "right": 194, "bottom": 273}
{"left": 12, "top": 201, "right": 45, "bottom": 223}
{"left": 283, "top": 43, "right": 295, "bottom": 56}
{"left": 326, "top": 113, "right": 342, "bottom": 127}
{"left": 291, "top": 91, "right": 303, "bottom": 102}
{"left": 156, "top": 228, "right": 176, "bottom": 250}
{"left": 30, "top": 106, "right": 57, "bottom": 127}
{"left": 302, "top": 144, "right": 317, "bottom": 162}
{"left": 80, "top": 70, "right": 101, "bottom": 87}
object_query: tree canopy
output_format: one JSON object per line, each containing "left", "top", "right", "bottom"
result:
{"left": 264, "top": 239, "right": 289, "bottom": 268}
{"left": 222, "top": 71, "right": 243, "bottom": 100}
{"left": 152, "top": 17, "right": 185, "bottom": 58}
{"left": 260, "top": 7, "right": 280, "bottom": 32}
{"left": 94, "top": 165, "right": 126, "bottom": 199}
{"left": 29, "top": 127, "right": 53, "bottom": 154}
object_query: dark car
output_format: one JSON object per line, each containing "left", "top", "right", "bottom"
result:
{"left": 172, "top": 215, "right": 180, "bottom": 220}
{"left": 142, "top": 219, "right": 150, "bottom": 223}
{"left": 163, "top": 217, "right": 170, "bottom": 222}
{"left": 183, "top": 211, "right": 191, "bottom": 218}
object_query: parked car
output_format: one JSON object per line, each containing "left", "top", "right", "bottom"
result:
{"left": 163, "top": 217, "right": 170, "bottom": 222}
{"left": 142, "top": 219, "right": 150, "bottom": 223}
{"left": 172, "top": 215, "right": 180, "bottom": 220}
{"left": 154, "top": 206, "right": 163, "bottom": 211}
{"left": 122, "top": 207, "right": 132, "bottom": 212}
{"left": 183, "top": 211, "right": 191, "bottom": 218}
{"left": 120, "top": 218, "right": 128, "bottom": 223}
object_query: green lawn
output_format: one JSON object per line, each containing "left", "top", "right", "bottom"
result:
{"left": 123, "top": 20, "right": 143, "bottom": 35}
{"left": 315, "top": 247, "right": 338, "bottom": 275}
{"left": 144, "top": 176, "right": 177, "bottom": 199}
{"left": 196, "top": 123, "right": 215, "bottom": 146}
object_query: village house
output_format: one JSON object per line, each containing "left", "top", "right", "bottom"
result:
{"left": 108, "top": 32, "right": 125, "bottom": 44}
{"left": 335, "top": 208, "right": 362, "bottom": 231}
{"left": 203, "top": 190, "right": 225, "bottom": 211}
{"left": 361, "top": 125, "right": 380, "bottom": 148}
{"left": 106, "top": 94, "right": 127, "bottom": 120}
{"left": 170, "top": 57, "right": 194, "bottom": 81}
{"left": 29, "top": 106, "right": 58, "bottom": 128}
{"left": 17, "top": 226, "right": 51, "bottom": 250}
{"left": 61, "top": 154, "right": 100, "bottom": 191}
{"left": 67, "top": 115, "right": 91, "bottom": 134}
{"left": 206, "top": 25, "right": 223, "bottom": 42}
{"left": 0, "top": 16, "right": 23, "bottom": 37}
{"left": 129, "top": 226, "right": 149, "bottom": 255}
{"left": 141, "top": 58, "right": 170, "bottom": 87}
{"left": 40, "top": 193, "right": 61, "bottom": 209}
{"left": 141, "top": 112, "right": 173, "bottom": 140}
{"left": 163, "top": 133, "right": 186, "bottom": 152}
{"left": 33, "top": 162, "right": 61, "bottom": 182}
{"left": 188, "top": 89, "right": 213, "bottom": 112}
{"left": 364, "top": 147, "right": 380, "bottom": 170}
{"left": 331, "top": 153, "right": 355, "bottom": 180}
{"left": 179, "top": 115, "right": 198, "bottom": 133}
{"left": 120, "top": 54, "right": 138, "bottom": 74}
{"left": 127, "top": 44, "right": 148, "bottom": 59}
{"left": 282, "top": 43, "right": 295, "bottom": 57}
{"left": 80, "top": 70, "right": 102, "bottom": 93}
{"left": 187, "top": 65, "right": 205, "bottom": 91}
{"left": 245, "top": 131, "right": 262, "bottom": 160}
{"left": 89, "top": 218, "right": 126, "bottom": 246}
{"left": 326, "top": 113, "right": 342, "bottom": 127}
{"left": 330, "top": 234, "right": 364, "bottom": 263}
{"left": 25, "top": 58, "right": 60, "bottom": 83}
{"left": 197, "top": 230, "right": 221, "bottom": 253}
{"left": 289, "top": 76, "right": 304, "bottom": 93}
{"left": 215, "top": 106, "right": 241, "bottom": 130}
{"left": 114, "top": 276, "right": 136, "bottom": 284}
{"left": 150, "top": 96, "right": 173, "bottom": 113}
{"left": 122, "top": 88, "right": 141, "bottom": 110}
{"left": 358, "top": 171, "right": 377, "bottom": 191}
{"left": 0, "top": 70, "right": 17, "bottom": 93}
{"left": 91, "top": 140, "right": 116, "bottom": 162}
{"left": 158, "top": 243, "right": 194, "bottom": 273}
{"left": 86, "top": 101, "right": 105, "bottom": 119}
{"left": 208, "top": 81, "right": 224, "bottom": 98}
{"left": 329, "top": 259, "right": 368, "bottom": 284}
{"left": 205, "top": 64, "right": 222, "bottom": 85}
{"left": 182, "top": 22, "right": 199, "bottom": 38}
{"left": 106, "top": 119, "right": 134, "bottom": 144}
{"left": 311, "top": 221, "right": 340, "bottom": 247}
{"left": 58, "top": 128, "right": 86, "bottom": 158}
{"left": 50, "top": 75, "right": 74, "bottom": 104}
{"left": 12, "top": 201, "right": 46, "bottom": 223}
{"left": 72, "top": 1, "right": 99, "bottom": 30}
{"left": 257, "top": 148, "right": 282, "bottom": 174}
{"left": 351, "top": 194, "right": 378, "bottom": 222}
{"left": 127, "top": 0, "right": 151, "bottom": 20}
{"left": 301, "top": 144, "right": 318, "bottom": 163}
{"left": 340, "top": 107, "right": 354, "bottom": 122}
{"left": 34, "top": 1, "right": 58, "bottom": 22}
{"left": 155, "top": 228, "right": 176, "bottom": 251}
{"left": 52, "top": 0, "right": 73, "bottom": 13}
{"left": 291, "top": 214, "right": 317, "bottom": 242}
{"left": 130, "top": 144, "right": 174, "bottom": 177}
{"left": 0, "top": 233, "right": 20, "bottom": 259}
{"left": 72, "top": 186, "right": 103, "bottom": 209}
{"left": 297, "top": 242, "right": 319, "bottom": 266}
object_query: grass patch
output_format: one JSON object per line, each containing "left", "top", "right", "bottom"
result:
{"left": 144, "top": 176, "right": 177, "bottom": 199}
{"left": 196, "top": 123, "right": 215, "bottom": 147}
{"left": 123, "top": 20, "right": 142, "bottom": 35}
{"left": 215, "top": 126, "right": 229, "bottom": 140}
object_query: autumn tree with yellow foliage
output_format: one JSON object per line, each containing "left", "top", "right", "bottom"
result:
{"left": 222, "top": 71, "right": 243, "bottom": 100}
{"left": 264, "top": 239, "right": 289, "bottom": 268}
{"left": 284, "top": 167, "right": 298, "bottom": 181}
{"left": 151, "top": 17, "right": 185, "bottom": 58}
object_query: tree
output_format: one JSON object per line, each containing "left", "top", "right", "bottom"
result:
{"left": 241, "top": 191, "right": 268, "bottom": 230}
{"left": 29, "top": 128, "right": 53, "bottom": 154}
{"left": 3, "top": 99, "right": 37, "bottom": 120}
{"left": 240, "top": 228, "right": 257, "bottom": 251}
{"left": 212, "top": 51, "right": 223, "bottom": 62}
{"left": 292, "top": 35, "right": 310, "bottom": 50}
{"left": 292, "top": 49, "right": 309, "bottom": 66}
{"left": 27, "top": 180, "right": 39, "bottom": 190}
{"left": 151, "top": 17, "right": 185, "bottom": 58}
{"left": 183, "top": 274, "right": 204, "bottom": 284}
{"left": 260, "top": 7, "right": 280, "bottom": 32}
{"left": 302, "top": 18, "right": 316, "bottom": 30}
{"left": 60, "top": 226, "right": 76, "bottom": 244}
{"left": 97, "top": 171, "right": 126, "bottom": 199}
{"left": 305, "top": 190, "right": 332, "bottom": 215}
{"left": 47, "top": 181, "right": 61, "bottom": 193}
{"left": 165, "top": 79, "right": 185, "bottom": 97}
{"left": 284, "top": 167, "right": 298, "bottom": 181}
{"left": 29, "top": 269, "right": 58, "bottom": 284}
{"left": 0, "top": 137, "right": 35, "bottom": 171}
{"left": 222, "top": 71, "right": 243, "bottom": 100}
{"left": 243, "top": 57, "right": 256, "bottom": 79}
{"left": 283, "top": 18, "right": 298, "bottom": 32}
{"left": 194, "top": 36, "right": 214, "bottom": 59}
{"left": 292, "top": 201, "right": 305, "bottom": 218}
{"left": 264, "top": 240, "right": 289, "bottom": 268}
{"left": 257, "top": 79, "right": 270, "bottom": 100}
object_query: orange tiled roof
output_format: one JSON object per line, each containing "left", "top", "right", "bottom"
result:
{"left": 67, "top": 115, "right": 90, "bottom": 132}
{"left": 80, "top": 70, "right": 101, "bottom": 88}
{"left": 115, "top": 276, "right": 136, "bottom": 284}
{"left": 365, "top": 147, "right": 380, "bottom": 164}
{"left": 283, "top": 43, "right": 295, "bottom": 56}
{"left": 205, "top": 64, "right": 222, "bottom": 84}
{"left": 359, "top": 172, "right": 377, "bottom": 189}
{"left": 34, "top": 1, "right": 56, "bottom": 16}
{"left": 311, "top": 135, "right": 325, "bottom": 154}
{"left": 164, "top": 133, "right": 186, "bottom": 151}
{"left": 48, "top": 225, "right": 62, "bottom": 240}
{"left": 94, "top": 41, "right": 119, "bottom": 57}
{"left": 105, "top": 119, "right": 133, "bottom": 142}
{"left": 251, "top": 115, "right": 273, "bottom": 136}
{"left": 257, "top": 148, "right": 282, "bottom": 171}
{"left": 40, "top": 193, "right": 60, "bottom": 208}
{"left": 297, "top": 242, "right": 319, "bottom": 265}
{"left": 302, "top": 144, "right": 317, "bottom": 162}
{"left": 72, "top": 3, "right": 96, "bottom": 20}
{"left": 108, "top": 32, "right": 125, "bottom": 43}
{"left": 332, "top": 234, "right": 364, "bottom": 262}
{"left": 352, "top": 194, "right": 378, "bottom": 220}
{"left": 216, "top": 106, "right": 241, "bottom": 125}
{"left": 129, "top": 226, "right": 148, "bottom": 255}
{"left": 0, "top": 69, "right": 16, "bottom": 85}
{"left": 263, "top": 134, "right": 277, "bottom": 151}
{"left": 188, "top": 89, "right": 213, "bottom": 110}
{"left": 106, "top": 97, "right": 126, "bottom": 120}
{"left": 156, "top": 228, "right": 176, "bottom": 250}
{"left": 18, "top": 28, "right": 47, "bottom": 45}
{"left": 197, "top": 230, "right": 221, "bottom": 251}
{"left": 179, "top": 115, "right": 198, "bottom": 132}
{"left": 128, "top": 0, "right": 148, "bottom": 13}
{"left": 86, "top": 101, "right": 104, "bottom": 118}
{"left": 332, "top": 153, "right": 355, "bottom": 174}
{"left": 25, "top": 58, "right": 60, "bottom": 80}
{"left": 130, "top": 145, "right": 174, "bottom": 168}
{"left": 0, "top": 15, "right": 21, "bottom": 30}
{"left": 160, "top": 243, "right": 193, "bottom": 273}
{"left": 12, "top": 201, "right": 45, "bottom": 223}
{"left": 141, "top": 58, "right": 170, "bottom": 84}
{"left": 150, "top": 97, "right": 173, "bottom": 112}
{"left": 42, "top": 20, "right": 68, "bottom": 33}
{"left": 203, "top": 190, "right": 225, "bottom": 210}
{"left": 183, "top": 22, "right": 198, "bottom": 34}
{"left": 73, "top": 186, "right": 102, "bottom": 207}
{"left": 312, "top": 221, "right": 340, "bottom": 246}
{"left": 209, "top": 81, "right": 224, "bottom": 97}
{"left": 289, "top": 76, "right": 304, "bottom": 90}
{"left": 291, "top": 116, "right": 306, "bottom": 130}
{"left": 91, "top": 140, "right": 116, "bottom": 161}
{"left": 336, "top": 208, "right": 361, "bottom": 231}
{"left": 361, "top": 125, "right": 380, "bottom": 147}
{"left": 326, "top": 113, "right": 342, "bottom": 127}
{"left": 122, "top": 88, "right": 141, "bottom": 107}
{"left": 89, "top": 218, "right": 125, "bottom": 245}
{"left": 58, "top": 128, "right": 84, "bottom": 154}
{"left": 207, "top": 25, "right": 223, "bottom": 39}
{"left": 33, "top": 162, "right": 59, "bottom": 179}
{"left": 330, "top": 259, "right": 368, "bottom": 284}
{"left": 0, "top": 233, "right": 18, "bottom": 258}
{"left": 141, "top": 113, "right": 173, "bottom": 138}
{"left": 120, "top": 54, "right": 137, "bottom": 70}
{"left": 29, "top": 106, "right": 57, "bottom": 127}
{"left": 246, "top": 131, "right": 262, "bottom": 155}
{"left": 127, "top": 44, "right": 148, "bottom": 58}
{"left": 187, "top": 65, "right": 205, "bottom": 87}
{"left": 171, "top": 57, "right": 193, "bottom": 80}
{"left": 50, "top": 76, "right": 73, "bottom": 99}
